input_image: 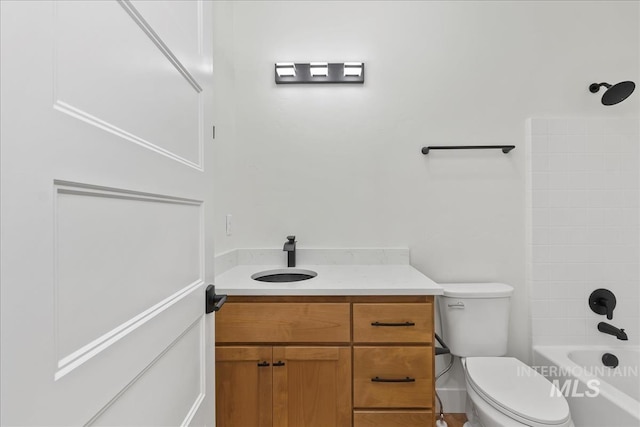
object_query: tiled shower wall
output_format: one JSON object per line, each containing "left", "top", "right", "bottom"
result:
{"left": 528, "top": 118, "right": 639, "bottom": 346}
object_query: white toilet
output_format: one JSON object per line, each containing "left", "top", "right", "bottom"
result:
{"left": 439, "top": 283, "right": 574, "bottom": 427}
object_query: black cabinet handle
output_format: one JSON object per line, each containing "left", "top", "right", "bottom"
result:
{"left": 421, "top": 145, "right": 515, "bottom": 155}
{"left": 257, "top": 361, "right": 270, "bottom": 367}
{"left": 371, "top": 321, "right": 415, "bottom": 327}
{"left": 371, "top": 376, "right": 415, "bottom": 383}
{"left": 273, "top": 361, "right": 285, "bottom": 367}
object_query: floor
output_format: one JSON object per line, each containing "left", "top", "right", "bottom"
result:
{"left": 437, "top": 413, "right": 467, "bottom": 427}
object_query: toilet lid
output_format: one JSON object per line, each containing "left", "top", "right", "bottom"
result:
{"left": 465, "top": 357, "right": 570, "bottom": 425}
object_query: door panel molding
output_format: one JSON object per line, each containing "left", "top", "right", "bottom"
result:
{"left": 53, "top": 100, "right": 204, "bottom": 170}
{"left": 55, "top": 279, "right": 202, "bottom": 380}
{"left": 86, "top": 316, "right": 205, "bottom": 426}
{"left": 54, "top": 180, "right": 203, "bottom": 204}
{"left": 117, "top": 0, "right": 203, "bottom": 93}
{"left": 52, "top": 1, "right": 204, "bottom": 170}
{"left": 54, "top": 181, "right": 204, "bottom": 379}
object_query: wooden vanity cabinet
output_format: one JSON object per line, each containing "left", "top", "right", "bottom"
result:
{"left": 215, "top": 296, "right": 435, "bottom": 427}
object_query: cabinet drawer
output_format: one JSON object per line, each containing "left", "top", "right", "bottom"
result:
{"left": 354, "top": 411, "right": 433, "bottom": 427}
{"left": 354, "top": 347, "right": 433, "bottom": 408}
{"left": 216, "top": 303, "right": 350, "bottom": 343}
{"left": 353, "top": 303, "right": 432, "bottom": 343}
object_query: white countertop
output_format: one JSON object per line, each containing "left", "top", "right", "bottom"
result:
{"left": 215, "top": 264, "right": 443, "bottom": 296}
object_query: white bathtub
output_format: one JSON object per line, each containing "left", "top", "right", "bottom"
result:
{"left": 534, "top": 346, "right": 640, "bottom": 427}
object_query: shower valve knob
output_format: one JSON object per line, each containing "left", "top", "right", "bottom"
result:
{"left": 589, "top": 288, "right": 616, "bottom": 320}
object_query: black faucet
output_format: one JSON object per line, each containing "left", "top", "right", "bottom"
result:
{"left": 283, "top": 235, "right": 296, "bottom": 268}
{"left": 598, "top": 322, "right": 628, "bottom": 340}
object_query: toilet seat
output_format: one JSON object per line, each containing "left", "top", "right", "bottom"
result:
{"left": 465, "top": 357, "right": 570, "bottom": 426}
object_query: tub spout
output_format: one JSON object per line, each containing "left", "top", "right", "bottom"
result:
{"left": 597, "top": 322, "right": 628, "bottom": 340}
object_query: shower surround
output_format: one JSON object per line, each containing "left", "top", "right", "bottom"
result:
{"left": 527, "top": 118, "right": 639, "bottom": 347}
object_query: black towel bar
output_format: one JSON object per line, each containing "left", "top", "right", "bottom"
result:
{"left": 421, "top": 145, "right": 515, "bottom": 155}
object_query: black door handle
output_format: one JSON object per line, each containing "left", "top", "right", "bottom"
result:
{"left": 273, "top": 361, "right": 285, "bottom": 367}
{"left": 257, "top": 361, "right": 270, "bottom": 367}
{"left": 205, "top": 285, "right": 227, "bottom": 314}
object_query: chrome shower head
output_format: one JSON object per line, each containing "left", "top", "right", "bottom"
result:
{"left": 589, "top": 81, "right": 635, "bottom": 105}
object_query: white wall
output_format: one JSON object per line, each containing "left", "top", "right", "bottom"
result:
{"left": 213, "top": 1, "right": 639, "bottom": 362}
{"left": 212, "top": 1, "right": 237, "bottom": 256}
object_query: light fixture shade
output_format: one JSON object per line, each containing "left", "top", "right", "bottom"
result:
{"left": 275, "top": 62, "right": 296, "bottom": 77}
{"left": 343, "top": 62, "right": 362, "bottom": 77}
{"left": 274, "top": 62, "right": 365, "bottom": 84}
{"left": 309, "top": 62, "right": 329, "bottom": 76}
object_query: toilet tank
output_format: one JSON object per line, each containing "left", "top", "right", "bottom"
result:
{"left": 439, "top": 283, "right": 514, "bottom": 357}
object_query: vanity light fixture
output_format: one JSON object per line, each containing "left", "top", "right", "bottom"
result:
{"left": 275, "top": 62, "right": 296, "bottom": 77}
{"left": 274, "top": 62, "right": 365, "bottom": 84}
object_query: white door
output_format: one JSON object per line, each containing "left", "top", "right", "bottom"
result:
{"left": 1, "top": 1, "right": 215, "bottom": 425}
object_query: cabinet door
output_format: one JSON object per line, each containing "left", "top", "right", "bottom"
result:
{"left": 353, "top": 303, "right": 433, "bottom": 343}
{"left": 273, "top": 347, "right": 351, "bottom": 427}
{"left": 216, "top": 347, "right": 272, "bottom": 427}
{"left": 353, "top": 346, "right": 432, "bottom": 408}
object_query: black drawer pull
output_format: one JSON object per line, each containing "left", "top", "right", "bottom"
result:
{"left": 371, "top": 376, "right": 415, "bottom": 383}
{"left": 257, "top": 361, "right": 270, "bottom": 367}
{"left": 273, "top": 361, "right": 285, "bottom": 367}
{"left": 371, "top": 321, "right": 415, "bottom": 327}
